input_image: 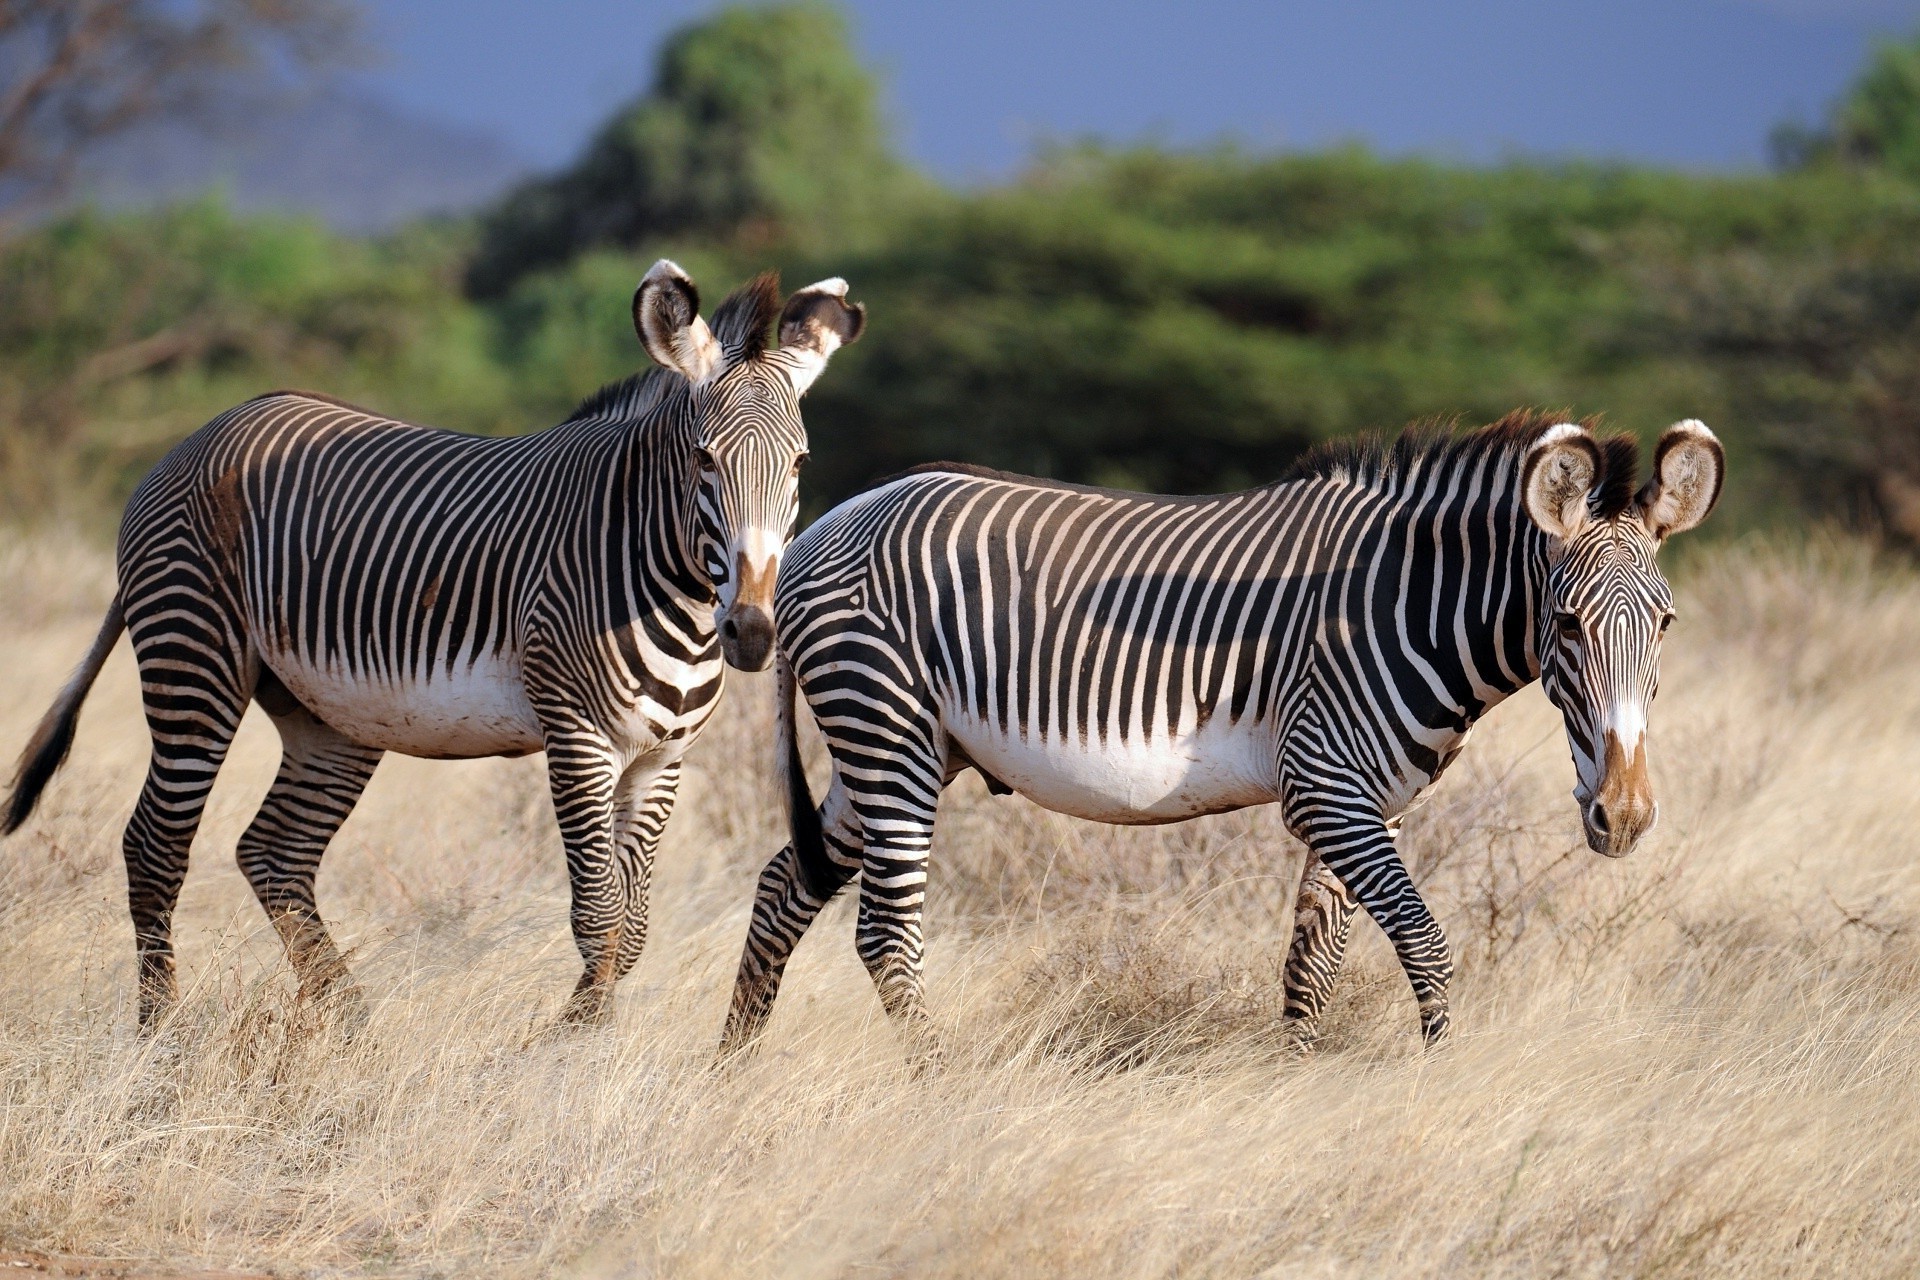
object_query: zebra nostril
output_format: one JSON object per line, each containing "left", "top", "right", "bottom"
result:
{"left": 1589, "top": 803, "right": 1611, "bottom": 834}
{"left": 720, "top": 619, "right": 738, "bottom": 642}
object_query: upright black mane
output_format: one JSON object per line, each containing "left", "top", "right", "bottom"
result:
{"left": 559, "top": 272, "right": 787, "bottom": 427}
{"left": 1284, "top": 409, "right": 1643, "bottom": 520}
{"left": 709, "top": 271, "right": 783, "bottom": 362}
{"left": 560, "top": 369, "right": 674, "bottom": 425}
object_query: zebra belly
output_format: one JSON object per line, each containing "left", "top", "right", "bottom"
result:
{"left": 943, "top": 711, "right": 1279, "bottom": 825}
{"left": 259, "top": 649, "right": 545, "bottom": 759}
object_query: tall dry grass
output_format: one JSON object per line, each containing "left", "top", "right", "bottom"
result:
{"left": 0, "top": 530, "right": 1916, "bottom": 1277}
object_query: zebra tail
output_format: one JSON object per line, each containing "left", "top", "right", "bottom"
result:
{"left": 4, "top": 594, "right": 125, "bottom": 835}
{"left": 775, "top": 649, "right": 824, "bottom": 865}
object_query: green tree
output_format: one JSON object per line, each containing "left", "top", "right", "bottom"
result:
{"left": 465, "top": 2, "right": 909, "bottom": 298}
{"left": 1774, "top": 27, "right": 1920, "bottom": 181}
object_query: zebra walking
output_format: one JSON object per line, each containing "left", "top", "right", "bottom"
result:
{"left": 721, "top": 412, "right": 1723, "bottom": 1053}
{"left": 4, "top": 261, "right": 864, "bottom": 1031}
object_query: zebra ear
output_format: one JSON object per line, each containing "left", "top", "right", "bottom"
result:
{"left": 1637, "top": 419, "right": 1724, "bottom": 541}
{"left": 778, "top": 277, "right": 865, "bottom": 394}
{"left": 1521, "top": 424, "right": 1603, "bottom": 541}
{"left": 634, "top": 260, "right": 723, "bottom": 385}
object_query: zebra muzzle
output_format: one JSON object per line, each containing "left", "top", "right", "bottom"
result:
{"left": 1584, "top": 732, "right": 1657, "bottom": 857}
{"left": 718, "top": 605, "right": 775, "bottom": 670}
{"left": 718, "top": 548, "right": 779, "bottom": 670}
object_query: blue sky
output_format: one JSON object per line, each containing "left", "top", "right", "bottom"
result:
{"left": 357, "top": 0, "right": 1920, "bottom": 177}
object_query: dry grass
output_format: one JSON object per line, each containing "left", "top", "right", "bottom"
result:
{"left": 1, "top": 528, "right": 1917, "bottom": 1278}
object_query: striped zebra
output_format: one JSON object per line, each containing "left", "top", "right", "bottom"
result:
{"left": 3, "top": 261, "right": 864, "bottom": 1031}
{"left": 721, "top": 412, "right": 1724, "bottom": 1054}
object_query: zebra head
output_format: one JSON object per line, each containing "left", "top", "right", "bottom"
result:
{"left": 1521, "top": 419, "right": 1725, "bottom": 857}
{"left": 634, "top": 261, "right": 865, "bottom": 670}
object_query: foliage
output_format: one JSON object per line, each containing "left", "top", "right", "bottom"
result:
{"left": 464, "top": 1, "right": 913, "bottom": 299}
{"left": 6, "top": 5, "right": 1920, "bottom": 541}
{"left": 1775, "top": 28, "right": 1920, "bottom": 183}
{"left": 0, "top": 198, "right": 503, "bottom": 513}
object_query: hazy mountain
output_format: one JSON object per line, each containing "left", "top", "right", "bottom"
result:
{"left": 70, "top": 89, "right": 532, "bottom": 233}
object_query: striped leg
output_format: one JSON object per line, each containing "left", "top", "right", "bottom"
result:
{"left": 720, "top": 780, "right": 862, "bottom": 1056}
{"left": 608, "top": 758, "right": 681, "bottom": 983}
{"left": 234, "top": 701, "right": 382, "bottom": 1020}
{"left": 850, "top": 749, "right": 945, "bottom": 1069}
{"left": 545, "top": 727, "right": 626, "bottom": 1025}
{"left": 1297, "top": 797, "right": 1454, "bottom": 1045}
{"left": 1282, "top": 851, "right": 1360, "bottom": 1037}
{"left": 121, "top": 585, "right": 252, "bottom": 1032}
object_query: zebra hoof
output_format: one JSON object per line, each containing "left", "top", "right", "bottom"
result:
{"left": 312, "top": 982, "right": 370, "bottom": 1041}
{"left": 555, "top": 986, "right": 616, "bottom": 1030}
{"left": 1280, "top": 1016, "right": 1323, "bottom": 1053}
{"left": 903, "top": 1036, "right": 948, "bottom": 1080}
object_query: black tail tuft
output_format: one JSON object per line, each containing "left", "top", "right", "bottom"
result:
{"left": 4, "top": 596, "right": 124, "bottom": 835}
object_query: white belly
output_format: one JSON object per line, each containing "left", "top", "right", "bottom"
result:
{"left": 263, "top": 650, "right": 545, "bottom": 759}
{"left": 945, "top": 707, "right": 1279, "bottom": 824}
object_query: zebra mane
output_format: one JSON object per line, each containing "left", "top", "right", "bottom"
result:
{"left": 562, "top": 273, "right": 787, "bottom": 425}
{"left": 560, "top": 368, "right": 680, "bottom": 426}
{"left": 709, "top": 271, "right": 783, "bottom": 363}
{"left": 1285, "top": 409, "right": 1643, "bottom": 520}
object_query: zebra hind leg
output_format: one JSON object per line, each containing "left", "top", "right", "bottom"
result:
{"left": 1281, "top": 851, "right": 1359, "bottom": 1045}
{"left": 121, "top": 598, "right": 252, "bottom": 1033}
{"left": 235, "top": 691, "right": 382, "bottom": 1032}
{"left": 854, "top": 804, "right": 944, "bottom": 1073}
{"left": 718, "top": 783, "right": 861, "bottom": 1058}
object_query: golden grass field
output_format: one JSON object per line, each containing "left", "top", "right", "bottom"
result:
{"left": 1, "top": 529, "right": 1917, "bottom": 1278}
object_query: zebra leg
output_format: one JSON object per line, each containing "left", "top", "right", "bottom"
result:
{"left": 607, "top": 759, "right": 682, "bottom": 983}
{"left": 545, "top": 729, "right": 625, "bottom": 1026}
{"left": 1282, "top": 852, "right": 1360, "bottom": 1038}
{"left": 719, "top": 780, "right": 862, "bottom": 1056}
{"left": 1303, "top": 804, "right": 1454, "bottom": 1045}
{"left": 854, "top": 802, "right": 944, "bottom": 1070}
{"left": 234, "top": 698, "right": 381, "bottom": 1023}
{"left": 120, "top": 590, "right": 252, "bottom": 1033}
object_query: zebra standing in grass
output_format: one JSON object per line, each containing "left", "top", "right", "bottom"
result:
{"left": 3, "top": 261, "right": 864, "bottom": 1031}
{"left": 721, "top": 412, "right": 1724, "bottom": 1054}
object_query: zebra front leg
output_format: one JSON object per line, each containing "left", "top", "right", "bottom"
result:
{"left": 544, "top": 730, "right": 625, "bottom": 1026}
{"left": 1305, "top": 805, "right": 1454, "bottom": 1045}
{"left": 236, "top": 701, "right": 382, "bottom": 1027}
{"left": 1282, "top": 851, "right": 1360, "bottom": 1042}
{"left": 719, "top": 783, "right": 861, "bottom": 1057}
{"left": 607, "top": 759, "right": 682, "bottom": 983}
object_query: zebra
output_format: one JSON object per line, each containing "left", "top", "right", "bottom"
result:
{"left": 3, "top": 261, "right": 864, "bottom": 1032}
{"left": 720, "top": 412, "right": 1724, "bottom": 1055}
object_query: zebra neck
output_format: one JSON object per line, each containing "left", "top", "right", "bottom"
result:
{"left": 581, "top": 402, "right": 719, "bottom": 641}
{"left": 1367, "top": 461, "right": 1550, "bottom": 732}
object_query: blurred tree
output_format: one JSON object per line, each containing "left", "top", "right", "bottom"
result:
{"left": 0, "top": 0, "right": 358, "bottom": 222}
{"left": 465, "top": 2, "right": 911, "bottom": 298}
{"left": 1772, "top": 26, "right": 1920, "bottom": 181}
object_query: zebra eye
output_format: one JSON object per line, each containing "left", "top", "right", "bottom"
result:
{"left": 1658, "top": 612, "right": 1676, "bottom": 635}
{"left": 692, "top": 446, "right": 717, "bottom": 472}
{"left": 1554, "top": 612, "right": 1582, "bottom": 639}
{"left": 791, "top": 452, "right": 809, "bottom": 475}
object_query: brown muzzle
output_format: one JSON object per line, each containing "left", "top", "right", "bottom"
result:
{"left": 1584, "top": 732, "right": 1657, "bottom": 857}
{"left": 717, "top": 551, "right": 777, "bottom": 671}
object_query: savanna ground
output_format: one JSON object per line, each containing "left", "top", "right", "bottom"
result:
{"left": 0, "top": 529, "right": 1916, "bottom": 1278}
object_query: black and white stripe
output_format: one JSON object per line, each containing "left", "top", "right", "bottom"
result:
{"left": 722, "top": 412, "right": 1724, "bottom": 1052}
{"left": 4, "top": 260, "right": 864, "bottom": 1031}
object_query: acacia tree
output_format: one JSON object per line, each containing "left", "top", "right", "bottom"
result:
{"left": 465, "top": 2, "right": 910, "bottom": 298}
{"left": 0, "top": 0, "right": 356, "bottom": 220}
